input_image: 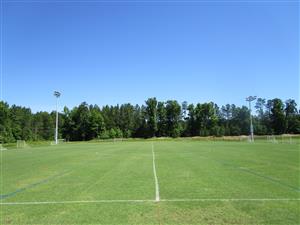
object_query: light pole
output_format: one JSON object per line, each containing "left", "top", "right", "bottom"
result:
{"left": 54, "top": 91, "right": 61, "bottom": 144}
{"left": 246, "top": 96, "right": 257, "bottom": 142}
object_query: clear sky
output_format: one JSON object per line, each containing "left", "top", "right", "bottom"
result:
{"left": 1, "top": 0, "right": 299, "bottom": 112}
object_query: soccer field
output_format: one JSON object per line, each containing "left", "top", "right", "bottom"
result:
{"left": 1, "top": 140, "right": 299, "bottom": 224}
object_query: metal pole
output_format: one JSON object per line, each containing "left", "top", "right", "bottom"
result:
{"left": 249, "top": 100, "right": 254, "bottom": 142}
{"left": 55, "top": 97, "right": 59, "bottom": 144}
{"left": 246, "top": 96, "right": 256, "bottom": 142}
{"left": 54, "top": 91, "right": 61, "bottom": 145}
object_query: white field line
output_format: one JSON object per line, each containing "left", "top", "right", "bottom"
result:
{"left": 1, "top": 198, "right": 300, "bottom": 205}
{"left": 152, "top": 142, "right": 160, "bottom": 202}
{"left": 160, "top": 198, "right": 300, "bottom": 202}
{"left": 0, "top": 200, "right": 155, "bottom": 205}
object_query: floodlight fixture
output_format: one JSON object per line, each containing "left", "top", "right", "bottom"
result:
{"left": 54, "top": 91, "right": 61, "bottom": 98}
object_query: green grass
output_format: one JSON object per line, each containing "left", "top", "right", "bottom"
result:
{"left": 1, "top": 140, "right": 299, "bottom": 224}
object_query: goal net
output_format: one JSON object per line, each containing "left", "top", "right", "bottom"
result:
{"left": 0, "top": 142, "right": 7, "bottom": 151}
{"left": 58, "top": 139, "right": 66, "bottom": 144}
{"left": 17, "top": 140, "right": 28, "bottom": 148}
{"left": 267, "top": 135, "right": 278, "bottom": 144}
{"left": 280, "top": 134, "right": 294, "bottom": 144}
{"left": 0, "top": 138, "right": 7, "bottom": 151}
{"left": 113, "top": 138, "right": 123, "bottom": 143}
{"left": 50, "top": 139, "right": 66, "bottom": 145}
{"left": 238, "top": 136, "right": 248, "bottom": 142}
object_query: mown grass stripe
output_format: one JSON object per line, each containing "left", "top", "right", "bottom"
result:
{"left": 0, "top": 171, "right": 70, "bottom": 200}
{"left": 214, "top": 159, "right": 300, "bottom": 192}
{"left": 1, "top": 198, "right": 300, "bottom": 205}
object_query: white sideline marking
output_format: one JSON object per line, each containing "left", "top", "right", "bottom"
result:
{"left": 1, "top": 199, "right": 299, "bottom": 205}
{"left": 152, "top": 143, "right": 160, "bottom": 202}
{"left": 160, "top": 198, "right": 300, "bottom": 202}
{"left": 0, "top": 200, "right": 155, "bottom": 205}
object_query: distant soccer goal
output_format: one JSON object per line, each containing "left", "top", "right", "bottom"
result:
{"left": 238, "top": 136, "right": 249, "bottom": 142}
{"left": 0, "top": 138, "right": 6, "bottom": 151}
{"left": 113, "top": 138, "right": 123, "bottom": 143}
{"left": 17, "top": 140, "right": 28, "bottom": 149}
{"left": 58, "top": 139, "right": 66, "bottom": 143}
{"left": 50, "top": 139, "right": 66, "bottom": 145}
{"left": 267, "top": 135, "right": 278, "bottom": 144}
{"left": 280, "top": 134, "right": 294, "bottom": 144}
{"left": 0, "top": 142, "right": 7, "bottom": 151}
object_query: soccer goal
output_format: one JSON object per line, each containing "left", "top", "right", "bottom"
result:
{"left": 0, "top": 143, "right": 7, "bottom": 151}
{"left": 50, "top": 139, "right": 66, "bottom": 145}
{"left": 280, "top": 134, "right": 294, "bottom": 144}
{"left": 113, "top": 138, "right": 123, "bottom": 143}
{"left": 238, "top": 136, "right": 248, "bottom": 142}
{"left": 267, "top": 135, "right": 278, "bottom": 144}
{"left": 58, "top": 139, "right": 66, "bottom": 144}
{"left": 0, "top": 138, "right": 7, "bottom": 151}
{"left": 17, "top": 140, "right": 28, "bottom": 149}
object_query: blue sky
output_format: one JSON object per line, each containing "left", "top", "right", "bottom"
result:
{"left": 1, "top": 1, "right": 299, "bottom": 112}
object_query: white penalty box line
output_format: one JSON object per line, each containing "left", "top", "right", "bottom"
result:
{"left": 1, "top": 198, "right": 300, "bottom": 205}
{"left": 2, "top": 143, "right": 160, "bottom": 206}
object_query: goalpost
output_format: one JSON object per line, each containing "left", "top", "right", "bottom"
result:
{"left": 280, "top": 134, "right": 294, "bottom": 144}
{"left": 267, "top": 135, "right": 294, "bottom": 144}
{"left": 0, "top": 137, "right": 7, "bottom": 151}
{"left": 267, "top": 135, "right": 278, "bottom": 144}
{"left": 113, "top": 138, "right": 123, "bottom": 143}
{"left": 51, "top": 139, "right": 66, "bottom": 145}
{"left": 0, "top": 142, "right": 7, "bottom": 151}
{"left": 17, "top": 140, "right": 28, "bottom": 149}
{"left": 58, "top": 139, "right": 66, "bottom": 143}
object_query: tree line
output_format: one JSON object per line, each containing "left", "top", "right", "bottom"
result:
{"left": 0, "top": 97, "right": 299, "bottom": 143}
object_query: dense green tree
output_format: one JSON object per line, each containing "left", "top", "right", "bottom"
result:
{"left": 0, "top": 102, "right": 14, "bottom": 143}
{"left": 32, "top": 112, "right": 43, "bottom": 140}
{"left": 10, "top": 105, "right": 33, "bottom": 141}
{"left": 186, "top": 104, "right": 197, "bottom": 136}
{"left": 270, "top": 98, "right": 286, "bottom": 134}
{"left": 73, "top": 102, "right": 91, "bottom": 140}
{"left": 157, "top": 102, "right": 167, "bottom": 137}
{"left": 61, "top": 107, "right": 74, "bottom": 141}
{"left": 194, "top": 102, "right": 218, "bottom": 136}
{"left": 32, "top": 112, "right": 54, "bottom": 140}
{"left": 119, "top": 104, "right": 135, "bottom": 138}
{"left": 145, "top": 98, "right": 158, "bottom": 137}
{"left": 165, "top": 100, "right": 182, "bottom": 137}
{"left": 131, "top": 105, "right": 144, "bottom": 137}
{"left": 101, "top": 105, "right": 116, "bottom": 131}
{"left": 89, "top": 105, "right": 105, "bottom": 139}
{"left": 230, "top": 106, "right": 249, "bottom": 135}
{"left": 1, "top": 97, "right": 299, "bottom": 143}
{"left": 221, "top": 104, "right": 232, "bottom": 135}
{"left": 254, "top": 98, "right": 268, "bottom": 135}
{"left": 284, "top": 99, "right": 300, "bottom": 134}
